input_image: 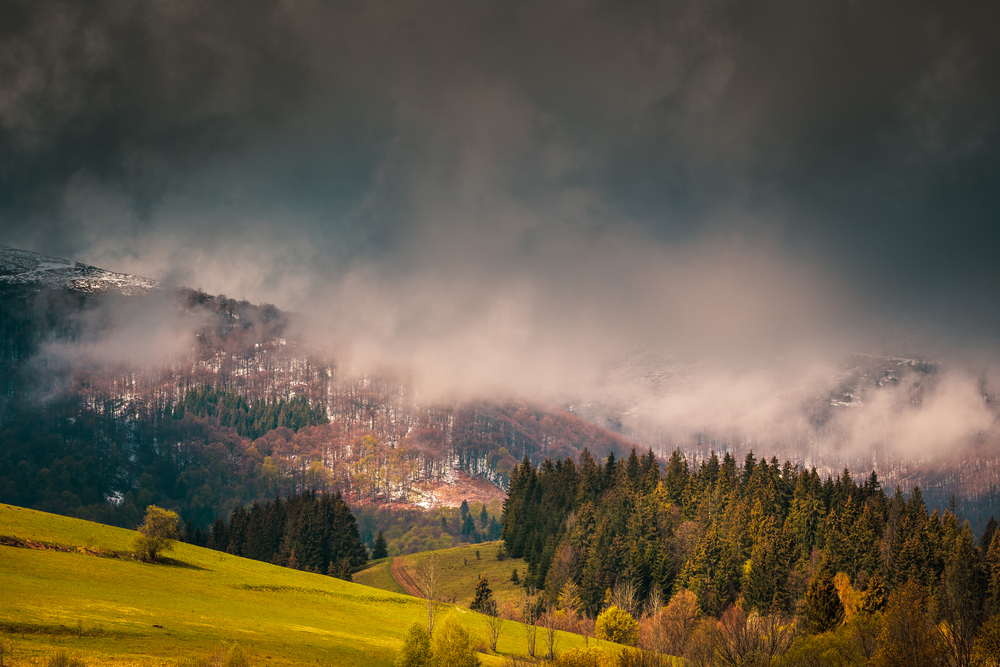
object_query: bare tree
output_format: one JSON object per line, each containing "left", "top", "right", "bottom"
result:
{"left": 714, "top": 607, "right": 792, "bottom": 667}
{"left": 484, "top": 599, "right": 505, "bottom": 652}
{"left": 416, "top": 555, "right": 440, "bottom": 634}
{"left": 521, "top": 588, "right": 539, "bottom": 657}
{"left": 541, "top": 600, "right": 559, "bottom": 659}
{"left": 643, "top": 586, "right": 664, "bottom": 619}
{"left": 642, "top": 589, "right": 699, "bottom": 657}
{"left": 610, "top": 580, "right": 640, "bottom": 618}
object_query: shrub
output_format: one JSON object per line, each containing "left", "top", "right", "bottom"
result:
{"left": 549, "top": 647, "right": 616, "bottom": 667}
{"left": 616, "top": 648, "right": 671, "bottom": 667}
{"left": 596, "top": 606, "right": 639, "bottom": 646}
{"left": 396, "top": 622, "right": 432, "bottom": 667}
{"left": 501, "top": 655, "right": 538, "bottom": 667}
{"left": 133, "top": 505, "right": 180, "bottom": 563}
{"left": 972, "top": 614, "right": 1000, "bottom": 667}
{"left": 430, "top": 617, "right": 479, "bottom": 667}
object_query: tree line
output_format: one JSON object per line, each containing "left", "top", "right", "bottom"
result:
{"left": 500, "top": 447, "right": 1000, "bottom": 665}
{"left": 169, "top": 385, "right": 329, "bottom": 440}
{"left": 192, "top": 489, "right": 369, "bottom": 579}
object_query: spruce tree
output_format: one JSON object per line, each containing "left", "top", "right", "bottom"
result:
{"left": 982, "top": 516, "right": 999, "bottom": 553}
{"left": 372, "top": 531, "right": 389, "bottom": 559}
{"left": 470, "top": 576, "right": 494, "bottom": 613}
{"left": 804, "top": 571, "right": 844, "bottom": 633}
{"left": 987, "top": 530, "right": 1000, "bottom": 615}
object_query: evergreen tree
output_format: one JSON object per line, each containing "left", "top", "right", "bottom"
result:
{"left": 372, "top": 530, "right": 389, "bottom": 559}
{"left": 470, "top": 576, "right": 494, "bottom": 613}
{"left": 987, "top": 530, "right": 1000, "bottom": 615}
{"left": 803, "top": 571, "right": 844, "bottom": 634}
{"left": 982, "top": 516, "right": 999, "bottom": 553}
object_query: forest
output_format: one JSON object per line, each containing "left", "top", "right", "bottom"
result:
{"left": 501, "top": 448, "right": 1000, "bottom": 665}
{"left": 190, "top": 489, "right": 370, "bottom": 578}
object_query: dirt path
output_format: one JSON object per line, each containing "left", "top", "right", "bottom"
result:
{"left": 390, "top": 556, "right": 424, "bottom": 598}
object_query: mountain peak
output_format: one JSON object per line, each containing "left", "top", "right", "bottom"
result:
{"left": 0, "top": 245, "right": 156, "bottom": 296}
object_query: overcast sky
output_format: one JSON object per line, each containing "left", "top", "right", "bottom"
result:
{"left": 1, "top": 0, "right": 998, "bottom": 399}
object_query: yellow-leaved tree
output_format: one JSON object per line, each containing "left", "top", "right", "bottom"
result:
{"left": 133, "top": 505, "right": 180, "bottom": 563}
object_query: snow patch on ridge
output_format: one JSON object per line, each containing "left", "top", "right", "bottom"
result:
{"left": 0, "top": 245, "right": 156, "bottom": 295}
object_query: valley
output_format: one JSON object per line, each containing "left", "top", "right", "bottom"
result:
{"left": 0, "top": 504, "right": 602, "bottom": 666}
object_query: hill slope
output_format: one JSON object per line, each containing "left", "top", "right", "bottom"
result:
{"left": 355, "top": 541, "right": 529, "bottom": 609}
{"left": 0, "top": 504, "right": 599, "bottom": 666}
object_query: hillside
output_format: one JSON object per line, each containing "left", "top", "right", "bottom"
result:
{"left": 355, "top": 541, "right": 529, "bottom": 609}
{"left": 0, "top": 504, "right": 603, "bottom": 666}
{"left": 0, "top": 244, "right": 640, "bottom": 535}
{"left": 0, "top": 245, "right": 157, "bottom": 296}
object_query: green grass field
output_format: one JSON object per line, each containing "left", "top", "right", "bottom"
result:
{"left": 352, "top": 557, "right": 405, "bottom": 596}
{"left": 0, "top": 505, "right": 616, "bottom": 667}
{"left": 392, "top": 542, "right": 531, "bottom": 608}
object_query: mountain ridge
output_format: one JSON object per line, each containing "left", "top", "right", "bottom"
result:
{"left": 0, "top": 245, "right": 157, "bottom": 296}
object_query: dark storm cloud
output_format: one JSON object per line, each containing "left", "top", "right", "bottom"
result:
{"left": 1, "top": 0, "right": 999, "bottom": 453}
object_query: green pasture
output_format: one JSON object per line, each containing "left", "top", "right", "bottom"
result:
{"left": 0, "top": 505, "right": 611, "bottom": 666}
{"left": 352, "top": 557, "right": 405, "bottom": 596}
{"left": 394, "top": 542, "right": 530, "bottom": 608}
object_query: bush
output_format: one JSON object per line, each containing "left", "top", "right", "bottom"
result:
{"left": 973, "top": 614, "right": 1000, "bottom": 667}
{"left": 549, "top": 647, "right": 616, "bottom": 667}
{"left": 596, "top": 606, "right": 639, "bottom": 646}
{"left": 430, "top": 617, "right": 479, "bottom": 667}
{"left": 616, "top": 648, "right": 671, "bottom": 667}
{"left": 396, "top": 622, "right": 432, "bottom": 667}
{"left": 133, "top": 505, "right": 180, "bottom": 563}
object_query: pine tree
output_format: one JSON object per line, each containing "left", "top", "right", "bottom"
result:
{"left": 987, "top": 530, "right": 1000, "bottom": 615}
{"left": 982, "top": 516, "right": 999, "bottom": 553}
{"left": 803, "top": 571, "right": 844, "bottom": 634}
{"left": 372, "top": 531, "right": 389, "bottom": 559}
{"left": 470, "top": 576, "right": 494, "bottom": 613}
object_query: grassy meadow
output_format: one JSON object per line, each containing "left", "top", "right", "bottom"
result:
{"left": 376, "top": 542, "right": 531, "bottom": 608}
{"left": 352, "top": 557, "right": 405, "bottom": 596}
{"left": 0, "top": 504, "right": 614, "bottom": 667}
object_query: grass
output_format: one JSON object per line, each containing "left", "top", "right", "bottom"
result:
{"left": 0, "top": 504, "right": 616, "bottom": 667}
{"left": 352, "top": 557, "right": 405, "bottom": 596}
{"left": 396, "top": 542, "right": 530, "bottom": 608}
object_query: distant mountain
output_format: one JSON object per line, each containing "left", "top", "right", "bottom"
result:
{"left": 0, "top": 245, "right": 157, "bottom": 296}
{"left": 1, "top": 244, "right": 996, "bottom": 535}
{"left": 0, "top": 245, "right": 639, "bottom": 536}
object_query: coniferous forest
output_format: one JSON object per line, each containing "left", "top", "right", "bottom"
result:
{"left": 502, "top": 448, "right": 1000, "bottom": 665}
{"left": 194, "top": 490, "right": 370, "bottom": 579}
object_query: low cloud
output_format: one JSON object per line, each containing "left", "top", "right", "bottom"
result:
{"left": 2, "top": 0, "right": 998, "bottom": 462}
